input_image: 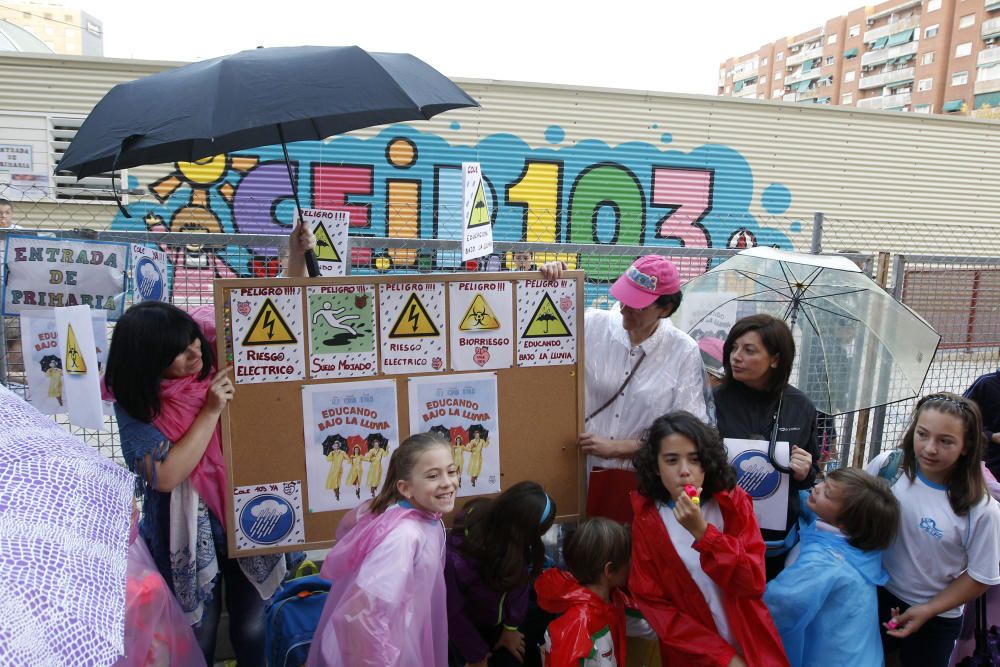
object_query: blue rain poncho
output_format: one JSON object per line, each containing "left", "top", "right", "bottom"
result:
{"left": 764, "top": 491, "right": 888, "bottom": 667}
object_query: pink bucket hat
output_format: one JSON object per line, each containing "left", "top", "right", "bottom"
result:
{"left": 609, "top": 255, "right": 682, "bottom": 309}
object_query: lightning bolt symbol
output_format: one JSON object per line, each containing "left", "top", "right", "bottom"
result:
{"left": 407, "top": 304, "right": 420, "bottom": 332}
{"left": 263, "top": 310, "right": 276, "bottom": 339}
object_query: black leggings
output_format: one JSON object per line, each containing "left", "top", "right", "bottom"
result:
{"left": 877, "top": 586, "right": 963, "bottom": 667}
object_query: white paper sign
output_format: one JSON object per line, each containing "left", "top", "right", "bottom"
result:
{"left": 0, "top": 143, "right": 32, "bottom": 172}
{"left": 515, "top": 279, "right": 577, "bottom": 367}
{"left": 679, "top": 291, "right": 739, "bottom": 342}
{"left": 409, "top": 372, "right": 501, "bottom": 496}
{"left": 230, "top": 286, "right": 306, "bottom": 385}
{"left": 448, "top": 281, "right": 514, "bottom": 371}
{"left": 725, "top": 438, "right": 790, "bottom": 532}
{"left": 461, "top": 163, "right": 493, "bottom": 261}
{"left": 233, "top": 480, "right": 306, "bottom": 550}
{"left": 301, "top": 380, "right": 399, "bottom": 512}
{"left": 3, "top": 236, "right": 127, "bottom": 319}
{"left": 378, "top": 282, "right": 446, "bottom": 375}
{"left": 130, "top": 244, "right": 169, "bottom": 303}
{"left": 54, "top": 305, "right": 104, "bottom": 430}
{"left": 301, "top": 208, "right": 349, "bottom": 276}
{"left": 306, "top": 284, "right": 377, "bottom": 379}
{"left": 20, "top": 310, "right": 107, "bottom": 415}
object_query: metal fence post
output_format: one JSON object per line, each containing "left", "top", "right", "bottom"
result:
{"left": 867, "top": 254, "right": 907, "bottom": 459}
{"left": 811, "top": 212, "right": 824, "bottom": 254}
{"left": 852, "top": 251, "right": 892, "bottom": 467}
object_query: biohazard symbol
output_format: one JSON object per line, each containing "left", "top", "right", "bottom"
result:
{"left": 389, "top": 293, "right": 440, "bottom": 338}
{"left": 467, "top": 180, "right": 491, "bottom": 228}
{"left": 522, "top": 293, "right": 571, "bottom": 338}
{"left": 243, "top": 298, "right": 297, "bottom": 346}
{"left": 313, "top": 221, "right": 342, "bottom": 262}
{"left": 459, "top": 294, "right": 501, "bottom": 331}
{"left": 64, "top": 323, "right": 87, "bottom": 374}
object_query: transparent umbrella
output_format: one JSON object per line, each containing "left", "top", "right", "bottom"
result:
{"left": 677, "top": 246, "right": 940, "bottom": 416}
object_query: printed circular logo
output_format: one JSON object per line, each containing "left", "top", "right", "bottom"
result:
{"left": 239, "top": 494, "right": 295, "bottom": 545}
{"left": 733, "top": 450, "right": 781, "bottom": 499}
{"left": 134, "top": 257, "right": 164, "bottom": 301}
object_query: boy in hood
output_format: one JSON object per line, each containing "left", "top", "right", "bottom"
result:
{"left": 764, "top": 468, "right": 900, "bottom": 667}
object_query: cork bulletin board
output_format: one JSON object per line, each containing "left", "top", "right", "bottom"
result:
{"left": 214, "top": 271, "right": 585, "bottom": 557}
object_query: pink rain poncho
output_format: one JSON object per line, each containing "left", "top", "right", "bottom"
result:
{"left": 306, "top": 502, "right": 449, "bottom": 667}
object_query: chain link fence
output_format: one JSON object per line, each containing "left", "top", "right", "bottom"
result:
{"left": 2, "top": 187, "right": 998, "bottom": 471}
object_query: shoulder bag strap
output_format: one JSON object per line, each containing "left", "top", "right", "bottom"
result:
{"left": 585, "top": 350, "right": 647, "bottom": 424}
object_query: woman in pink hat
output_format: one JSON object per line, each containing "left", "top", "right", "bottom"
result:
{"left": 540, "top": 256, "right": 708, "bottom": 523}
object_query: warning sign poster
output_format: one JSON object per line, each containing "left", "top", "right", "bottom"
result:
{"left": 378, "top": 282, "right": 446, "bottom": 375}
{"left": 461, "top": 163, "right": 493, "bottom": 261}
{"left": 306, "top": 284, "right": 377, "bottom": 379}
{"left": 515, "top": 279, "right": 577, "bottom": 367}
{"left": 300, "top": 208, "right": 348, "bottom": 276}
{"left": 448, "top": 281, "right": 513, "bottom": 371}
{"left": 231, "top": 286, "right": 306, "bottom": 384}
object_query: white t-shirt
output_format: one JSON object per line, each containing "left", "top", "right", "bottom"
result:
{"left": 657, "top": 500, "right": 739, "bottom": 650}
{"left": 584, "top": 306, "right": 708, "bottom": 472}
{"left": 866, "top": 451, "right": 1000, "bottom": 618}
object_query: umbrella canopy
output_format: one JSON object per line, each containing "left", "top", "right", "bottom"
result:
{"left": 57, "top": 45, "right": 479, "bottom": 178}
{"left": 0, "top": 385, "right": 134, "bottom": 665}
{"left": 677, "top": 246, "right": 940, "bottom": 415}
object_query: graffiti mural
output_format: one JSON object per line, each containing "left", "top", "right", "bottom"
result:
{"left": 112, "top": 124, "right": 801, "bottom": 294}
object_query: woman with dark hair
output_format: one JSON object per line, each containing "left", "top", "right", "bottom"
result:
{"left": 712, "top": 314, "right": 819, "bottom": 579}
{"left": 446, "top": 480, "right": 556, "bottom": 667}
{"left": 629, "top": 412, "right": 788, "bottom": 667}
{"left": 103, "top": 225, "right": 314, "bottom": 666}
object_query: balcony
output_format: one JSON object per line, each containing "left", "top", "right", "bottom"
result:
{"left": 733, "top": 83, "right": 759, "bottom": 98}
{"left": 983, "top": 16, "right": 1000, "bottom": 38}
{"left": 988, "top": 0, "right": 1000, "bottom": 12}
{"left": 859, "top": 66, "right": 915, "bottom": 89}
{"left": 785, "top": 67, "right": 823, "bottom": 85}
{"left": 856, "top": 92, "right": 912, "bottom": 110}
{"left": 978, "top": 46, "right": 1000, "bottom": 67}
{"left": 863, "top": 15, "right": 921, "bottom": 43}
{"left": 787, "top": 46, "right": 824, "bottom": 67}
{"left": 974, "top": 77, "right": 1000, "bottom": 94}
{"left": 861, "top": 40, "right": 919, "bottom": 67}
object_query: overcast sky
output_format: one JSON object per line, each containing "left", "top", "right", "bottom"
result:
{"left": 76, "top": 0, "right": 860, "bottom": 95}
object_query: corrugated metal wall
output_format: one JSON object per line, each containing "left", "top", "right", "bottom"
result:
{"left": 1, "top": 51, "right": 999, "bottom": 257}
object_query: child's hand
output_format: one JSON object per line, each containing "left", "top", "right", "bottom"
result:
{"left": 673, "top": 488, "right": 707, "bottom": 541}
{"left": 493, "top": 627, "right": 526, "bottom": 662}
{"left": 727, "top": 656, "right": 747, "bottom": 667}
{"left": 538, "top": 261, "right": 565, "bottom": 280}
{"left": 885, "top": 604, "right": 933, "bottom": 638}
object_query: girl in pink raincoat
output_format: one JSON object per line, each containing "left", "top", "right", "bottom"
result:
{"left": 307, "top": 432, "right": 459, "bottom": 667}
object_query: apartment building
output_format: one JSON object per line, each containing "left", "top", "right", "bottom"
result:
{"left": 718, "top": 0, "right": 1000, "bottom": 117}
{"left": 0, "top": 2, "right": 102, "bottom": 56}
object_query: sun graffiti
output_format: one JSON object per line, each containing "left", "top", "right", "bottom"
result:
{"left": 147, "top": 154, "right": 259, "bottom": 234}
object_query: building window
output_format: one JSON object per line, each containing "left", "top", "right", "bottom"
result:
{"left": 773, "top": 89, "right": 783, "bottom": 98}
{"left": 828, "top": 34, "right": 838, "bottom": 44}
{"left": 914, "top": 104, "right": 932, "bottom": 113}
{"left": 825, "top": 56, "right": 835, "bottom": 65}
{"left": 927, "top": 0, "right": 941, "bottom": 10}
{"left": 842, "top": 93, "right": 854, "bottom": 104}
{"left": 918, "top": 78, "right": 934, "bottom": 91}
{"left": 923, "top": 52, "right": 935, "bottom": 65}
{"left": 849, "top": 24, "right": 860, "bottom": 38}
{"left": 925, "top": 25, "right": 940, "bottom": 38}
{"left": 760, "top": 75, "right": 768, "bottom": 84}
{"left": 777, "top": 51, "right": 784, "bottom": 61}
{"left": 952, "top": 71, "right": 969, "bottom": 85}
{"left": 845, "top": 70, "right": 856, "bottom": 83}
{"left": 956, "top": 42, "right": 972, "bottom": 57}
{"left": 775, "top": 70, "right": 783, "bottom": 79}
{"left": 959, "top": 14, "right": 975, "bottom": 28}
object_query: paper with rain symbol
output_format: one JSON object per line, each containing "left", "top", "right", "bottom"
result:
{"left": 307, "top": 284, "right": 377, "bottom": 379}
{"left": 725, "top": 438, "right": 790, "bottom": 532}
{"left": 515, "top": 279, "right": 577, "bottom": 367}
{"left": 408, "top": 372, "right": 500, "bottom": 497}
{"left": 448, "top": 281, "right": 513, "bottom": 371}
{"left": 230, "top": 286, "right": 306, "bottom": 385}
{"left": 130, "top": 244, "right": 169, "bottom": 303}
{"left": 233, "top": 480, "right": 305, "bottom": 550}
{"left": 378, "top": 282, "right": 446, "bottom": 375}
{"left": 301, "top": 379, "right": 399, "bottom": 513}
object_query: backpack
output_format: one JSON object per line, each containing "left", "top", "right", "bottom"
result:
{"left": 264, "top": 572, "right": 331, "bottom": 667}
{"left": 877, "top": 449, "right": 905, "bottom": 486}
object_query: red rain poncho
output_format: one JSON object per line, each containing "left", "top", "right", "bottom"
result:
{"left": 535, "top": 568, "right": 628, "bottom": 667}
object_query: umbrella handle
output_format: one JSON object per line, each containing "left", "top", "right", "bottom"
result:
{"left": 305, "top": 251, "right": 321, "bottom": 278}
{"left": 768, "top": 391, "right": 794, "bottom": 474}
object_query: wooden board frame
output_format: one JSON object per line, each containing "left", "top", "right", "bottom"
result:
{"left": 214, "top": 271, "right": 585, "bottom": 557}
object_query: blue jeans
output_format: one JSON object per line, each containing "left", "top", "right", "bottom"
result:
{"left": 878, "top": 586, "right": 963, "bottom": 667}
{"left": 193, "top": 555, "right": 266, "bottom": 667}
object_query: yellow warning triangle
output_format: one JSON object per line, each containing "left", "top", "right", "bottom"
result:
{"left": 522, "top": 293, "right": 572, "bottom": 338}
{"left": 243, "top": 298, "right": 297, "bottom": 345}
{"left": 64, "top": 323, "right": 87, "bottom": 374}
{"left": 313, "top": 221, "right": 341, "bottom": 262}
{"left": 389, "top": 292, "right": 440, "bottom": 338}
{"left": 459, "top": 293, "right": 501, "bottom": 331}
{"left": 467, "top": 181, "right": 491, "bottom": 228}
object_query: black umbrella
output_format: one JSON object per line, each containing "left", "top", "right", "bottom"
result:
{"left": 57, "top": 45, "right": 479, "bottom": 275}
